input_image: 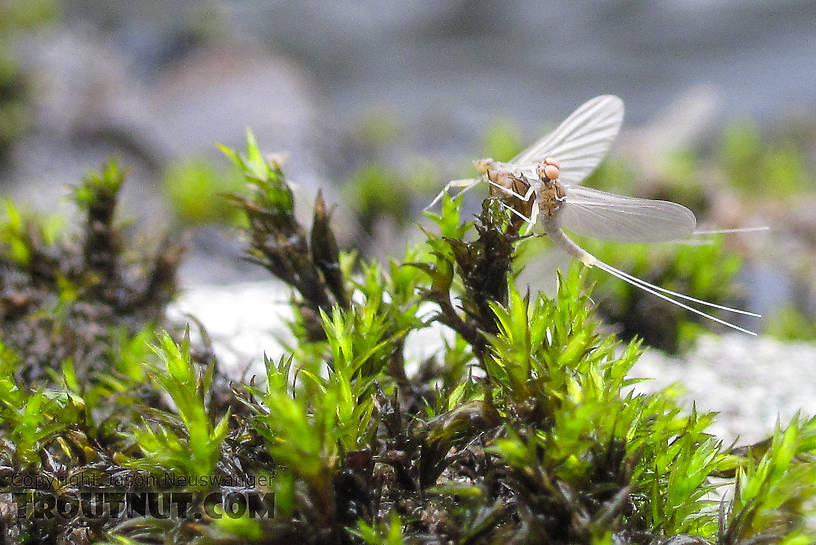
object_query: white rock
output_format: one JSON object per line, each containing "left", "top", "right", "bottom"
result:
{"left": 630, "top": 334, "right": 816, "bottom": 444}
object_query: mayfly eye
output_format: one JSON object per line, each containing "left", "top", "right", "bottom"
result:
{"left": 537, "top": 161, "right": 559, "bottom": 181}
{"left": 544, "top": 164, "right": 560, "bottom": 180}
{"left": 544, "top": 157, "right": 560, "bottom": 169}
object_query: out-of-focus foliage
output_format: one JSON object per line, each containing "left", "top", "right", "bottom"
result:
{"left": 583, "top": 155, "right": 638, "bottom": 195}
{"left": 343, "top": 159, "right": 439, "bottom": 234}
{"left": 481, "top": 119, "right": 523, "bottom": 162}
{"left": 0, "top": 0, "right": 58, "bottom": 157}
{"left": 163, "top": 159, "right": 246, "bottom": 226}
{"left": 351, "top": 108, "right": 403, "bottom": 150}
{"left": 721, "top": 122, "right": 812, "bottom": 199}
{"left": 0, "top": 0, "right": 57, "bottom": 33}
{"left": 0, "top": 159, "right": 183, "bottom": 380}
{"left": 766, "top": 306, "right": 816, "bottom": 342}
{"left": 343, "top": 164, "right": 413, "bottom": 233}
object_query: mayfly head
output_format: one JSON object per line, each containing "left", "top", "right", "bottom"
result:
{"left": 536, "top": 158, "right": 561, "bottom": 186}
{"left": 473, "top": 158, "right": 494, "bottom": 177}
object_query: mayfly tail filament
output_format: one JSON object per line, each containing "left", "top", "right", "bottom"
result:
{"left": 591, "top": 258, "right": 758, "bottom": 336}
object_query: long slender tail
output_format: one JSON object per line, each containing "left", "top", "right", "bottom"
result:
{"left": 544, "top": 222, "right": 759, "bottom": 335}
{"left": 660, "top": 227, "right": 770, "bottom": 246}
{"left": 592, "top": 258, "right": 758, "bottom": 335}
{"left": 693, "top": 226, "right": 770, "bottom": 235}
{"left": 596, "top": 260, "right": 760, "bottom": 317}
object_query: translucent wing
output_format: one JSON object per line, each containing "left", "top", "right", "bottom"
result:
{"left": 510, "top": 95, "right": 624, "bottom": 186}
{"left": 560, "top": 185, "right": 696, "bottom": 243}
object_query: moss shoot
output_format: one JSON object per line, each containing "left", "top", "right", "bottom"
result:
{"left": 0, "top": 132, "right": 814, "bottom": 545}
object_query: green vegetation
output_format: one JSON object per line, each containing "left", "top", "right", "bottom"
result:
{"left": 766, "top": 306, "right": 816, "bottom": 342}
{"left": 163, "top": 159, "right": 247, "bottom": 226}
{"left": 0, "top": 159, "right": 182, "bottom": 380}
{"left": 0, "top": 0, "right": 58, "bottom": 157}
{"left": 721, "top": 122, "right": 813, "bottom": 199}
{"left": 2, "top": 133, "right": 815, "bottom": 544}
{"left": 481, "top": 119, "right": 524, "bottom": 163}
{"left": 342, "top": 164, "right": 414, "bottom": 234}
{"left": 342, "top": 160, "right": 439, "bottom": 237}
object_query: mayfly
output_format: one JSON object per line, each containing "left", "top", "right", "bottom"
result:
{"left": 429, "top": 95, "right": 761, "bottom": 335}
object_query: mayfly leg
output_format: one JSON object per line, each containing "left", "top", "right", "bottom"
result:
{"left": 426, "top": 178, "right": 482, "bottom": 210}
{"left": 483, "top": 177, "right": 541, "bottom": 225}
{"left": 498, "top": 200, "right": 537, "bottom": 224}
{"left": 484, "top": 177, "right": 536, "bottom": 203}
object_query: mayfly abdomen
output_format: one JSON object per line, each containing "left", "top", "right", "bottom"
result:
{"left": 544, "top": 219, "right": 595, "bottom": 266}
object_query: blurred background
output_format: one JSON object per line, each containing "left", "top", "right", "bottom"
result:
{"left": 1, "top": 0, "right": 815, "bottom": 347}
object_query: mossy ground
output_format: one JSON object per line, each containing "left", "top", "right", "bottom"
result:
{"left": 1, "top": 132, "right": 815, "bottom": 545}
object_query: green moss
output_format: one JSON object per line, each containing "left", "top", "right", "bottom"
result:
{"left": 481, "top": 119, "right": 524, "bottom": 162}
{"left": 163, "top": 158, "right": 246, "bottom": 226}
{"left": 766, "top": 306, "right": 816, "bottom": 342}
{"left": 127, "top": 331, "right": 230, "bottom": 484}
{"left": 0, "top": 159, "right": 182, "bottom": 381}
{"left": 720, "top": 122, "right": 813, "bottom": 199}
{"left": 1, "top": 132, "right": 815, "bottom": 545}
{"left": 343, "top": 163, "right": 412, "bottom": 233}
{"left": 0, "top": 0, "right": 58, "bottom": 156}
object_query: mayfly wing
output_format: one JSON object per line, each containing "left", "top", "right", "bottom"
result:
{"left": 560, "top": 185, "right": 697, "bottom": 243}
{"left": 509, "top": 95, "right": 624, "bottom": 186}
